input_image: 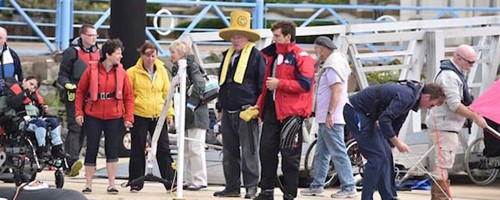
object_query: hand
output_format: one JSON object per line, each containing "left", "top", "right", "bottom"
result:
{"left": 266, "top": 77, "right": 279, "bottom": 90}
{"left": 124, "top": 121, "right": 133, "bottom": 128}
{"left": 326, "top": 114, "right": 333, "bottom": 128}
{"left": 76, "top": 116, "right": 84, "bottom": 126}
{"left": 42, "top": 105, "right": 48, "bottom": 112}
{"left": 473, "top": 113, "right": 487, "bottom": 129}
{"left": 396, "top": 142, "right": 411, "bottom": 153}
{"left": 167, "top": 118, "right": 174, "bottom": 128}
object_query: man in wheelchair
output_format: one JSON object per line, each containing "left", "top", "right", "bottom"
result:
{"left": 2, "top": 75, "right": 65, "bottom": 159}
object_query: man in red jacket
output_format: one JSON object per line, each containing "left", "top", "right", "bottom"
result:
{"left": 253, "top": 21, "right": 315, "bottom": 200}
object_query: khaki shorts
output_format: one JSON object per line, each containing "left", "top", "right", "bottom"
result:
{"left": 429, "top": 130, "right": 459, "bottom": 169}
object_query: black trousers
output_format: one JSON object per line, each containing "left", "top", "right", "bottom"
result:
{"left": 259, "top": 101, "right": 303, "bottom": 198}
{"left": 128, "top": 115, "right": 174, "bottom": 189}
{"left": 63, "top": 100, "right": 84, "bottom": 164}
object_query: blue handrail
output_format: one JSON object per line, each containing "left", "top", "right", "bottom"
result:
{"left": 2, "top": 0, "right": 500, "bottom": 55}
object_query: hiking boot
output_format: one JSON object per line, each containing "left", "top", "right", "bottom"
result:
{"left": 331, "top": 189, "right": 357, "bottom": 199}
{"left": 245, "top": 186, "right": 257, "bottom": 199}
{"left": 300, "top": 187, "right": 324, "bottom": 197}
{"left": 253, "top": 189, "right": 273, "bottom": 200}
{"left": 68, "top": 160, "right": 83, "bottom": 177}
{"left": 213, "top": 188, "right": 241, "bottom": 197}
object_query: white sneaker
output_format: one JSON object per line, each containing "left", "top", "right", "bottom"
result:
{"left": 300, "top": 187, "right": 324, "bottom": 196}
{"left": 331, "top": 189, "right": 357, "bottom": 198}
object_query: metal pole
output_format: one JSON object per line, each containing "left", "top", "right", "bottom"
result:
{"left": 175, "top": 59, "right": 187, "bottom": 200}
{"left": 254, "top": 0, "right": 264, "bottom": 29}
{"left": 55, "top": 0, "right": 62, "bottom": 50}
{"left": 60, "top": 0, "right": 71, "bottom": 50}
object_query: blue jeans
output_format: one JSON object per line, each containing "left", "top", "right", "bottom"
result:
{"left": 310, "top": 123, "right": 355, "bottom": 191}
{"left": 27, "top": 117, "right": 63, "bottom": 147}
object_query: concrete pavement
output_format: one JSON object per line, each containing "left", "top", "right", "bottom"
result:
{"left": 1, "top": 157, "right": 498, "bottom": 200}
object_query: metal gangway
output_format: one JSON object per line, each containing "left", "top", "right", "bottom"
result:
{"left": 184, "top": 15, "right": 500, "bottom": 178}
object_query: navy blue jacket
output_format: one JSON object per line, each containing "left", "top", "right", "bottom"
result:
{"left": 0, "top": 44, "right": 23, "bottom": 81}
{"left": 218, "top": 46, "right": 265, "bottom": 111}
{"left": 349, "top": 82, "right": 422, "bottom": 139}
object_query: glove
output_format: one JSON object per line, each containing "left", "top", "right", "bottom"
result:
{"left": 65, "top": 83, "right": 77, "bottom": 102}
{"left": 239, "top": 106, "right": 259, "bottom": 122}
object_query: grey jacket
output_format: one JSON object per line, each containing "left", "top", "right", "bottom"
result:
{"left": 180, "top": 55, "right": 209, "bottom": 130}
{"left": 425, "top": 60, "right": 467, "bottom": 132}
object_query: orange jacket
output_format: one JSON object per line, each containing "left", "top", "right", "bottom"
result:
{"left": 75, "top": 62, "right": 134, "bottom": 123}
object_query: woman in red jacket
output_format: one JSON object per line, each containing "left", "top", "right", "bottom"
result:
{"left": 75, "top": 39, "right": 134, "bottom": 194}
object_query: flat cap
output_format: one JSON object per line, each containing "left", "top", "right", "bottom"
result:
{"left": 314, "top": 36, "right": 336, "bottom": 50}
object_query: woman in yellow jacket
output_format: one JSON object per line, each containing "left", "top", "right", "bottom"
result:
{"left": 126, "top": 42, "right": 175, "bottom": 192}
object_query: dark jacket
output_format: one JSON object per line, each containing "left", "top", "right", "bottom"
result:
{"left": 173, "top": 55, "right": 209, "bottom": 130}
{"left": 57, "top": 38, "right": 100, "bottom": 86}
{"left": 218, "top": 46, "right": 265, "bottom": 111}
{"left": 348, "top": 82, "right": 422, "bottom": 139}
{"left": 0, "top": 44, "right": 23, "bottom": 81}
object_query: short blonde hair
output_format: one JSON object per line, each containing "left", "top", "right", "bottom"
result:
{"left": 169, "top": 40, "right": 192, "bottom": 58}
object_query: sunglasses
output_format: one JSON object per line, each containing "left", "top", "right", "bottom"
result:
{"left": 457, "top": 54, "right": 475, "bottom": 65}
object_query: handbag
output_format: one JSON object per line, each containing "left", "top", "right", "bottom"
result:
{"left": 201, "top": 74, "right": 219, "bottom": 104}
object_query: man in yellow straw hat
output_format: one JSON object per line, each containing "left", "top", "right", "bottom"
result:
{"left": 213, "top": 10, "right": 266, "bottom": 199}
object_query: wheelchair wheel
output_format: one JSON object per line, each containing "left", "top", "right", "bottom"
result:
{"left": 345, "top": 139, "right": 364, "bottom": 190}
{"left": 55, "top": 170, "right": 64, "bottom": 188}
{"left": 13, "top": 170, "right": 32, "bottom": 187}
{"left": 464, "top": 137, "right": 499, "bottom": 185}
{"left": 303, "top": 139, "right": 337, "bottom": 187}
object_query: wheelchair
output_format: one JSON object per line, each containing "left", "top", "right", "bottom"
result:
{"left": 0, "top": 115, "right": 67, "bottom": 188}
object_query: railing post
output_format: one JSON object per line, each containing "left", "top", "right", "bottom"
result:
{"left": 55, "top": 0, "right": 62, "bottom": 50}
{"left": 60, "top": 0, "right": 72, "bottom": 50}
{"left": 254, "top": 0, "right": 264, "bottom": 29}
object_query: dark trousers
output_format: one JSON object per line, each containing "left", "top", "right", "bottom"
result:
{"left": 63, "top": 100, "right": 84, "bottom": 163}
{"left": 484, "top": 118, "right": 500, "bottom": 157}
{"left": 221, "top": 109, "right": 259, "bottom": 191}
{"left": 344, "top": 105, "right": 395, "bottom": 200}
{"left": 83, "top": 116, "right": 121, "bottom": 165}
{"left": 128, "top": 115, "right": 174, "bottom": 189}
{"left": 259, "top": 102, "right": 303, "bottom": 198}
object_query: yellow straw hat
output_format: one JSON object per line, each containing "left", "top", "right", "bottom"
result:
{"left": 219, "top": 10, "right": 260, "bottom": 42}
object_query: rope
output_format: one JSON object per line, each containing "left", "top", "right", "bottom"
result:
{"left": 431, "top": 109, "right": 453, "bottom": 200}
{"left": 401, "top": 152, "right": 450, "bottom": 199}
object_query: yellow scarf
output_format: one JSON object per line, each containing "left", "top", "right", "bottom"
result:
{"left": 219, "top": 42, "right": 255, "bottom": 85}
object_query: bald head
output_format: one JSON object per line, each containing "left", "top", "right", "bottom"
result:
{"left": 453, "top": 44, "right": 477, "bottom": 71}
{"left": 0, "top": 27, "right": 7, "bottom": 47}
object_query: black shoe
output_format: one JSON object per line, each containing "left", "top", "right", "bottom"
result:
{"left": 254, "top": 189, "right": 273, "bottom": 200}
{"left": 130, "top": 185, "right": 142, "bottom": 193}
{"left": 283, "top": 193, "right": 294, "bottom": 200}
{"left": 245, "top": 186, "right": 257, "bottom": 199}
{"left": 36, "top": 146, "right": 50, "bottom": 159}
{"left": 213, "top": 189, "right": 241, "bottom": 197}
{"left": 107, "top": 185, "right": 119, "bottom": 194}
{"left": 51, "top": 144, "right": 65, "bottom": 159}
{"left": 82, "top": 186, "right": 92, "bottom": 194}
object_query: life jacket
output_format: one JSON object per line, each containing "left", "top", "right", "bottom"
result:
{"left": 8, "top": 83, "right": 44, "bottom": 105}
{"left": 76, "top": 46, "right": 100, "bottom": 64}
{"left": 88, "top": 61, "right": 125, "bottom": 101}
